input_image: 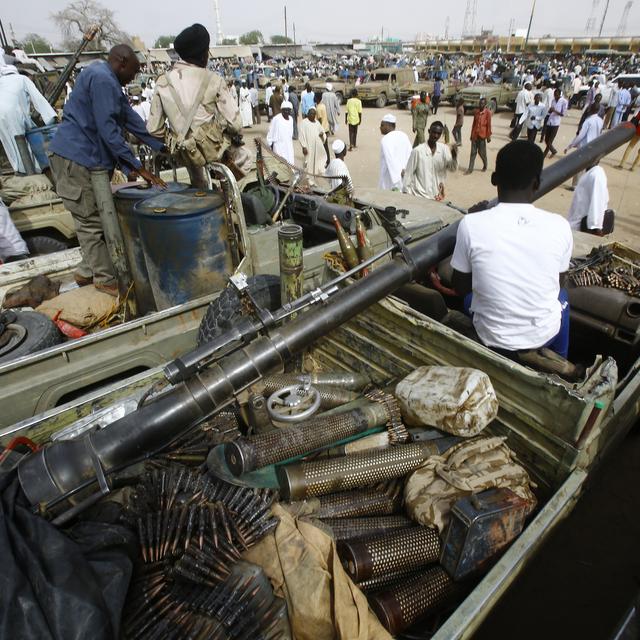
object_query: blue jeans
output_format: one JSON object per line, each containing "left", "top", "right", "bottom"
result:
{"left": 464, "top": 288, "right": 570, "bottom": 359}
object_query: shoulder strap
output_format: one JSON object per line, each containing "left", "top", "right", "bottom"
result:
{"left": 166, "top": 72, "right": 210, "bottom": 142}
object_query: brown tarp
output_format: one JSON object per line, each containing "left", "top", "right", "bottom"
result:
{"left": 244, "top": 503, "right": 391, "bottom": 640}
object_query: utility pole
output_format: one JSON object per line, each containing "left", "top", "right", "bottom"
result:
{"left": 444, "top": 16, "right": 450, "bottom": 40}
{"left": 599, "top": 0, "right": 611, "bottom": 36}
{"left": 617, "top": 1, "right": 633, "bottom": 36}
{"left": 212, "top": 0, "right": 224, "bottom": 45}
{"left": 507, "top": 17, "right": 515, "bottom": 53}
{"left": 284, "top": 6, "right": 288, "bottom": 59}
{"left": 524, "top": 0, "right": 536, "bottom": 51}
{"left": 293, "top": 22, "right": 296, "bottom": 56}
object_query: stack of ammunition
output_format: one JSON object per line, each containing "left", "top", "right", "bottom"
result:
{"left": 122, "top": 464, "right": 282, "bottom": 638}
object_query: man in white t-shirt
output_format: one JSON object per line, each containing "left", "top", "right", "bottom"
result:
{"left": 451, "top": 140, "right": 573, "bottom": 358}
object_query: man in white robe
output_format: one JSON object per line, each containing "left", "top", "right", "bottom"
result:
{"left": 0, "top": 198, "right": 28, "bottom": 261}
{"left": 239, "top": 81, "right": 253, "bottom": 128}
{"left": 403, "top": 121, "right": 457, "bottom": 200}
{"left": 0, "top": 51, "right": 57, "bottom": 173}
{"left": 322, "top": 83, "right": 341, "bottom": 135}
{"left": 298, "top": 107, "right": 326, "bottom": 185}
{"left": 267, "top": 100, "right": 294, "bottom": 164}
{"left": 567, "top": 163, "right": 613, "bottom": 235}
{"left": 378, "top": 114, "right": 412, "bottom": 191}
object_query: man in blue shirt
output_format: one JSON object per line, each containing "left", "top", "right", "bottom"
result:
{"left": 432, "top": 77, "right": 442, "bottom": 115}
{"left": 49, "top": 44, "right": 165, "bottom": 296}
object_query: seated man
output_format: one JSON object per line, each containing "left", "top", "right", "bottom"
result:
{"left": 567, "top": 162, "right": 614, "bottom": 236}
{"left": 451, "top": 140, "right": 573, "bottom": 359}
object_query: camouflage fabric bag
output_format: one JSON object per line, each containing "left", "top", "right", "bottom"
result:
{"left": 404, "top": 436, "right": 537, "bottom": 532}
{"left": 395, "top": 366, "right": 498, "bottom": 437}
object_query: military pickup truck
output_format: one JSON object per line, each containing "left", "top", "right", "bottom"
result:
{"left": 395, "top": 78, "right": 461, "bottom": 109}
{"left": 0, "top": 173, "right": 454, "bottom": 427}
{"left": 9, "top": 197, "right": 76, "bottom": 255}
{"left": 2, "top": 229, "right": 639, "bottom": 640}
{"left": 459, "top": 81, "right": 519, "bottom": 113}
{"left": 354, "top": 67, "right": 417, "bottom": 108}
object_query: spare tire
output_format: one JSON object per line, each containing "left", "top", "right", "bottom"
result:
{"left": 24, "top": 235, "right": 71, "bottom": 256}
{"left": 0, "top": 310, "right": 62, "bottom": 363}
{"left": 197, "top": 274, "right": 281, "bottom": 345}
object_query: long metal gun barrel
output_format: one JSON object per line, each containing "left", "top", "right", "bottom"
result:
{"left": 17, "top": 125, "right": 636, "bottom": 515}
{"left": 46, "top": 26, "right": 99, "bottom": 106}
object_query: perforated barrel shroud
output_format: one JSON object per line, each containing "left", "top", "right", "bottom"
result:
{"left": 369, "top": 566, "right": 461, "bottom": 636}
{"left": 314, "top": 483, "right": 403, "bottom": 518}
{"left": 322, "top": 515, "right": 414, "bottom": 542}
{"left": 277, "top": 441, "right": 444, "bottom": 501}
{"left": 225, "top": 402, "right": 390, "bottom": 475}
{"left": 338, "top": 526, "right": 441, "bottom": 582}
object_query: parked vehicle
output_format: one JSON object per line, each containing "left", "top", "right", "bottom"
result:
{"left": 355, "top": 67, "right": 417, "bottom": 108}
{"left": 458, "top": 81, "right": 519, "bottom": 113}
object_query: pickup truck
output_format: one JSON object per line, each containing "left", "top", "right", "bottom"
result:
{"left": 459, "top": 81, "right": 519, "bottom": 113}
{"left": 0, "top": 176, "right": 455, "bottom": 427}
{"left": 395, "top": 79, "right": 461, "bottom": 109}
{"left": 2, "top": 235, "right": 638, "bottom": 639}
{"left": 354, "top": 67, "right": 417, "bottom": 108}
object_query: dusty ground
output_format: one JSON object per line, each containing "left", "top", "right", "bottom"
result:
{"left": 248, "top": 102, "right": 640, "bottom": 250}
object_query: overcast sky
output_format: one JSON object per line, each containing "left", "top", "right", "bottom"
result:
{"left": 4, "top": 0, "right": 640, "bottom": 49}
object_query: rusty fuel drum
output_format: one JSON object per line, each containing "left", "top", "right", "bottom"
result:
{"left": 225, "top": 401, "right": 391, "bottom": 475}
{"left": 338, "top": 526, "right": 441, "bottom": 582}
{"left": 276, "top": 439, "right": 459, "bottom": 501}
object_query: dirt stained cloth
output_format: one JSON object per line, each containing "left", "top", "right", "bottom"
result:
{"left": 244, "top": 503, "right": 391, "bottom": 640}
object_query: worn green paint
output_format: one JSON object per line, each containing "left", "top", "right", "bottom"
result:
{"left": 278, "top": 224, "right": 304, "bottom": 312}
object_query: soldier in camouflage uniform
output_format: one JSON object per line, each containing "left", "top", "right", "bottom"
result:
{"left": 412, "top": 91, "right": 430, "bottom": 147}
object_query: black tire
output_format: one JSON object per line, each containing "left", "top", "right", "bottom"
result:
{"left": 489, "top": 98, "right": 498, "bottom": 114}
{"left": 197, "top": 274, "right": 281, "bottom": 345}
{"left": 335, "top": 91, "right": 345, "bottom": 105}
{"left": 24, "top": 235, "right": 70, "bottom": 256}
{"left": 375, "top": 93, "right": 387, "bottom": 108}
{"left": 0, "top": 310, "right": 62, "bottom": 363}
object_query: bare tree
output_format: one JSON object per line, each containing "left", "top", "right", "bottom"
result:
{"left": 52, "top": 0, "right": 131, "bottom": 51}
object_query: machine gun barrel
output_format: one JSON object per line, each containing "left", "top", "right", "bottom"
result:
{"left": 46, "top": 25, "right": 99, "bottom": 106}
{"left": 17, "top": 124, "right": 636, "bottom": 516}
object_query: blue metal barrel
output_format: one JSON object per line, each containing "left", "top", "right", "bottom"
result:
{"left": 133, "top": 190, "right": 233, "bottom": 310}
{"left": 114, "top": 182, "right": 189, "bottom": 314}
{"left": 25, "top": 124, "right": 58, "bottom": 169}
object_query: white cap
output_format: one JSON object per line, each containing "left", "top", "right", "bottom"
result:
{"left": 281, "top": 100, "right": 293, "bottom": 110}
{"left": 326, "top": 82, "right": 333, "bottom": 91}
{"left": 381, "top": 113, "right": 396, "bottom": 124}
{"left": 132, "top": 95, "right": 140, "bottom": 101}
{"left": 332, "top": 139, "right": 346, "bottom": 154}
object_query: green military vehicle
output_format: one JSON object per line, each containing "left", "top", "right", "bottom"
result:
{"left": 459, "top": 80, "right": 519, "bottom": 113}
{"left": 354, "top": 67, "right": 417, "bottom": 108}
{"left": 9, "top": 198, "right": 77, "bottom": 255}
{"left": 395, "top": 78, "right": 462, "bottom": 109}
{"left": 0, "top": 164, "right": 454, "bottom": 426}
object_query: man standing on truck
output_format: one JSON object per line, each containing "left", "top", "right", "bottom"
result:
{"left": 0, "top": 50, "right": 57, "bottom": 174}
{"left": 378, "top": 114, "right": 412, "bottom": 191}
{"left": 147, "top": 24, "right": 244, "bottom": 190}
{"left": 451, "top": 141, "right": 573, "bottom": 359}
{"left": 411, "top": 91, "right": 430, "bottom": 147}
{"left": 432, "top": 77, "right": 442, "bottom": 115}
{"left": 567, "top": 162, "right": 614, "bottom": 236}
{"left": 465, "top": 97, "right": 492, "bottom": 174}
{"left": 49, "top": 44, "right": 166, "bottom": 297}
{"left": 403, "top": 121, "right": 457, "bottom": 200}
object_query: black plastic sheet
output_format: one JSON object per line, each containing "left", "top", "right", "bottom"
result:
{"left": 0, "top": 470, "right": 136, "bottom": 639}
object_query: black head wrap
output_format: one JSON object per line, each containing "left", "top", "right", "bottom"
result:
{"left": 174, "top": 24, "right": 210, "bottom": 62}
